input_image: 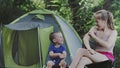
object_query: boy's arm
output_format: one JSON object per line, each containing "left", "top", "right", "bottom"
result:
{"left": 49, "top": 51, "right": 61, "bottom": 58}
{"left": 59, "top": 51, "right": 67, "bottom": 59}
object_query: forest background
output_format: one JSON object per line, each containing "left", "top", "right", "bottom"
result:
{"left": 0, "top": 0, "right": 120, "bottom": 68}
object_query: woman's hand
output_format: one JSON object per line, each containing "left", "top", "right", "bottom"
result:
{"left": 87, "top": 48, "right": 96, "bottom": 55}
{"left": 88, "top": 30, "right": 96, "bottom": 39}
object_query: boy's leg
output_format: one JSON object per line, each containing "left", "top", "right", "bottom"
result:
{"left": 46, "top": 61, "right": 55, "bottom": 68}
{"left": 59, "top": 59, "right": 66, "bottom": 68}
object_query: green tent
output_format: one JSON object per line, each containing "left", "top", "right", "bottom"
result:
{"left": 1, "top": 8, "right": 82, "bottom": 68}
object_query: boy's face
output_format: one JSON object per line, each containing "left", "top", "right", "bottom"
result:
{"left": 53, "top": 32, "right": 64, "bottom": 45}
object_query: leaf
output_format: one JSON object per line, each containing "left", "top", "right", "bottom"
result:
{"left": 29, "top": 9, "right": 53, "bottom": 14}
{"left": 35, "top": 14, "right": 45, "bottom": 20}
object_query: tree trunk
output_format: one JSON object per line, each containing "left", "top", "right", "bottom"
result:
{"left": 103, "top": 0, "right": 114, "bottom": 10}
{"left": 68, "top": 0, "right": 81, "bottom": 24}
{"left": 68, "top": 0, "right": 86, "bottom": 37}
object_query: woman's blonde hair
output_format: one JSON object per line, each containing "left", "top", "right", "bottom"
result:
{"left": 94, "top": 10, "right": 114, "bottom": 30}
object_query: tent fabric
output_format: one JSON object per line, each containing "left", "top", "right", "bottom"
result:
{"left": 18, "top": 29, "right": 39, "bottom": 65}
{"left": 2, "top": 27, "right": 40, "bottom": 68}
{"left": 5, "top": 14, "right": 61, "bottom": 31}
{"left": 54, "top": 15, "right": 82, "bottom": 59}
{"left": 1, "top": 9, "right": 83, "bottom": 68}
{"left": 0, "top": 30, "right": 4, "bottom": 67}
{"left": 5, "top": 15, "right": 51, "bottom": 30}
{"left": 5, "top": 9, "right": 54, "bottom": 31}
{"left": 38, "top": 26, "right": 53, "bottom": 67}
{"left": 2, "top": 27, "right": 15, "bottom": 67}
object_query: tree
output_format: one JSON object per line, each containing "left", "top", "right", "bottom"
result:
{"left": 45, "top": 0, "right": 71, "bottom": 22}
{"left": 68, "top": 0, "right": 103, "bottom": 37}
{"left": 103, "top": 0, "right": 114, "bottom": 10}
{"left": 0, "top": 0, "right": 44, "bottom": 24}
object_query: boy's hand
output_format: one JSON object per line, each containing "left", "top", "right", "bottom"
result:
{"left": 59, "top": 54, "right": 65, "bottom": 59}
{"left": 57, "top": 53, "right": 64, "bottom": 58}
{"left": 56, "top": 53, "right": 62, "bottom": 56}
{"left": 56, "top": 53, "right": 64, "bottom": 58}
{"left": 59, "top": 51, "right": 66, "bottom": 59}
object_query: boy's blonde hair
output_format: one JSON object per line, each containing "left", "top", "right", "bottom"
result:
{"left": 49, "top": 31, "right": 61, "bottom": 43}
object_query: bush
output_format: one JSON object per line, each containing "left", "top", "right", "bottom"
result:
{"left": 115, "top": 37, "right": 120, "bottom": 68}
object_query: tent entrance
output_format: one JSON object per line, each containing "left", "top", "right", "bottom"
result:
{"left": 12, "top": 29, "right": 40, "bottom": 66}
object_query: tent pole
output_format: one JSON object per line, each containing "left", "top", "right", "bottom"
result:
{"left": 37, "top": 28, "right": 43, "bottom": 68}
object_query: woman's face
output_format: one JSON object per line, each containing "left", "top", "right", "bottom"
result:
{"left": 95, "top": 19, "right": 106, "bottom": 30}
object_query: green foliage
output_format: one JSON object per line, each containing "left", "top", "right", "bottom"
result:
{"left": 111, "top": 1, "right": 120, "bottom": 34}
{"left": 110, "top": 1, "right": 120, "bottom": 67}
{"left": 0, "top": 0, "right": 45, "bottom": 24}
{"left": 45, "top": 0, "right": 72, "bottom": 23}
{"left": 115, "top": 37, "right": 120, "bottom": 68}
{"left": 70, "top": 0, "right": 104, "bottom": 37}
{"left": 0, "top": 0, "right": 120, "bottom": 67}
{"left": 67, "top": 0, "right": 120, "bottom": 67}
{"left": 115, "top": 18, "right": 120, "bottom": 36}
{"left": 58, "top": 6, "right": 72, "bottom": 23}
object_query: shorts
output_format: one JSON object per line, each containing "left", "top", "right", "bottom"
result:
{"left": 52, "top": 59, "right": 61, "bottom": 65}
{"left": 98, "top": 51, "right": 115, "bottom": 62}
{"left": 47, "top": 57, "right": 61, "bottom": 65}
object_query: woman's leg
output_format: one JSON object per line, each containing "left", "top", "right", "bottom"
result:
{"left": 70, "top": 48, "right": 109, "bottom": 68}
{"left": 77, "top": 51, "right": 109, "bottom": 68}
{"left": 76, "top": 57, "right": 93, "bottom": 68}
{"left": 69, "top": 48, "right": 87, "bottom": 68}
{"left": 85, "top": 51, "right": 109, "bottom": 62}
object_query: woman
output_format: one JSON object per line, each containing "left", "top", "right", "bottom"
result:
{"left": 69, "top": 10, "right": 118, "bottom": 68}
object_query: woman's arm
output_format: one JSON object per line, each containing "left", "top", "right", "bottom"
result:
{"left": 83, "top": 27, "right": 97, "bottom": 54}
{"left": 83, "top": 27, "right": 96, "bottom": 50}
{"left": 83, "top": 33, "right": 91, "bottom": 49}
{"left": 89, "top": 30, "right": 117, "bottom": 49}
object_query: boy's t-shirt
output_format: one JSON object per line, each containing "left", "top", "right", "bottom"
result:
{"left": 48, "top": 44, "right": 66, "bottom": 64}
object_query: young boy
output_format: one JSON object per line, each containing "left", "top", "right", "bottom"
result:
{"left": 46, "top": 31, "right": 67, "bottom": 68}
